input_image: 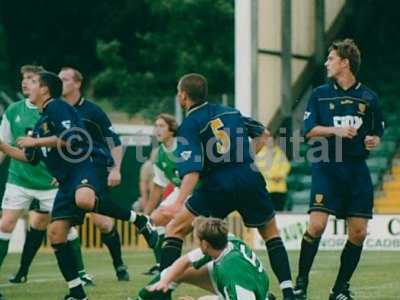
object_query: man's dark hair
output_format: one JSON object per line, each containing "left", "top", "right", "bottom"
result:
{"left": 329, "top": 38, "right": 361, "bottom": 75}
{"left": 156, "top": 113, "right": 178, "bottom": 137}
{"left": 38, "top": 71, "right": 63, "bottom": 98}
{"left": 20, "top": 65, "right": 45, "bottom": 75}
{"left": 178, "top": 73, "right": 208, "bottom": 104}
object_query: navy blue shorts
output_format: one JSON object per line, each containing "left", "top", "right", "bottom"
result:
{"left": 309, "top": 160, "right": 373, "bottom": 219}
{"left": 185, "top": 164, "right": 275, "bottom": 227}
{"left": 51, "top": 161, "right": 106, "bottom": 225}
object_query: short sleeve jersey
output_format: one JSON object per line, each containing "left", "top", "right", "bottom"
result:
{"left": 0, "top": 100, "right": 54, "bottom": 189}
{"left": 73, "top": 98, "right": 120, "bottom": 167}
{"left": 187, "top": 235, "right": 269, "bottom": 300}
{"left": 176, "top": 102, "right": 265, "bottom": 178}
{"left": 303, "top": 81, "right": 384, "bottom": 162}
{"left": 153, "top": 139, "right": 181, "bottom": 188}
{"left": 26, "top": 98, "right": 93, "bottom": 182}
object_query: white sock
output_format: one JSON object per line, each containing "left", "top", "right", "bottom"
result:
{"left": 67, "top": 227, "right": 79, "bottom": 241}
{"left": 129, "top": 211, "right": 137, "bottom": 223}
{"left": 0, "top": 230, "right": 11, "bottom": 241}
{"left": 68, "top": 277, "right": 82, "bottom": 288}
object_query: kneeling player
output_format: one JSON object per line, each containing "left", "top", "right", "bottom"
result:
{"left": 135, "top": 217, "right": 273, "bottom": 300}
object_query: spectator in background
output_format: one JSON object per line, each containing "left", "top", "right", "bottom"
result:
{"left": 134, "top": 148, "right": 158, "bottom": 212}
{"left": 255, "top": 130, "right": 291, "bottom": 211}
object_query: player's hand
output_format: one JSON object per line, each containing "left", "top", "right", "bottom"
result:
{"left": 334, "top": 127, "right": 357, "bottom": 139}
{"left": 16, "top": 137, "right": 38, "bottom": 148}
{"left": 147, "top": 280, "right": 170, "bottom": 293}
{"left": 107, "top": 168, "right": 121, "bottom": 187}
{"left": 364, "top": 135, "right": 380, "bottom": 150}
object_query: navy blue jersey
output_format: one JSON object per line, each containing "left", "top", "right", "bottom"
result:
{"left": 73, "top": 98, "right": 121, "bottom": 167}
{"left": 25, "top": 98, "right": 96, "bottom": 182}
{"left": 176, "top": 102, "right": 264, "bottom": 178}
{"left": 304, "top": 81, "right": 384, "bottom": 161}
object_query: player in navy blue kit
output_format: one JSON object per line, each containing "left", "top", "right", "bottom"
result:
{"left": 58, "top": 67, "right": 130, "bottom": 281}
{"left": 293, "top": 39, "right": 384, "bottom": 300}
{"left": 0, "top": 72, "right": 156, "bottom": 300}
{"left": 145, "top": 73, "right": 295, "bottom": 300}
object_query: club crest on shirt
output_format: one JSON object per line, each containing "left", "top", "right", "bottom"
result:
{"left": 315, "top": 194, "right": 324, "bottom": 205}
{"left": 41, "top": 122, "right": 49, "bottom": 134}
{"left": 358, "top": 103, "right": 366, "bottom": 114}
{"left": 329, "top": 103, "right": 335, "bottom": 110}
{"left": 180, "top": 151, "right": 192, "bottom": 161}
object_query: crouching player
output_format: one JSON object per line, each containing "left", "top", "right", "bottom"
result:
{"left": 134, "top": 217, "right": 274, "bottom": 300}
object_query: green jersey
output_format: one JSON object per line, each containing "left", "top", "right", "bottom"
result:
{"left": 188, "top": 234, "right": 269, "bottom": 300}
{"left": 0, "top": 99, "right": 54, "bottom": 190}
{"left": 153, "top": 139, "right": 181, "bottom": 187}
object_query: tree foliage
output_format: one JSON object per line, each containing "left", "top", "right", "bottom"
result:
{"left": 0, "top": 0, "right": 234, "bottom": 115}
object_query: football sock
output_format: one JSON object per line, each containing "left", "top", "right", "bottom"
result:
{"left": 95, "top": 199, "right": 131, "bottom": 221}
{"left": 154, "top": 232, "right": 165, "bottom": 264}
{"left": 266, "top": 237, "right": 294, "bottom": 297}
{"left": 67, "top": 228, "right": 86, "bottom": 274}
{"left": 17, "top": 226, "right": 46, "bottom": 275}
{"left": 333, "top": 240, "right": 363, "bottom": 292}
{"left": 298, "top": 230, "right": 321, "bottom": 279}
{"left": 160, "top": 237, "right": 183, "bottom": 271}
{"left": 52, "top": 242, "right": 86, "bottom": 298}
{"left": 0, "top": 231, "right": 11, "bottom": 268}
{"left": 101, "top": 226, "right": 124, "bottom": 268}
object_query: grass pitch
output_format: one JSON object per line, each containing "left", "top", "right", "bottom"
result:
{"left": 0, "top": 249, "right": 399, "bottom": 299}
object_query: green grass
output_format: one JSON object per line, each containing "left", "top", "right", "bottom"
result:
{"left": 0, "top": 250, "right": 399, "bottom": 299}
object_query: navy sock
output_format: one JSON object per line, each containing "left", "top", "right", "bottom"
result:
{"left": 52, "top": 242, "right": 86, "bottom": 298}
{"left": 18, "top": 226, "right": 46, "bottom": 275}
{"left": 266, "top": 237, "right": 294, "bottom": 297}
{"left": 298, "top": 231, "right": 321, "bottom": 279}
{"left": 102, "top": 226, "right": 124, "bottom": 268}
{"left": 333, "top": 240, "right": 363, "bottom": 292}
{"left": 159, "top": 237, "right": 183, "bottom": 271}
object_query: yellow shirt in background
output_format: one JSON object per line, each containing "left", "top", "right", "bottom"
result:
{"left": 256, "top": 145, "right": 291, "bottom": 193}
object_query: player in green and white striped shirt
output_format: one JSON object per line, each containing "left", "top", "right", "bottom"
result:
{"left": 135, "top": 217, "right": 273, "bottom": 300}
{"left": 0, "top": 65, "right": 92, "bottom": 286}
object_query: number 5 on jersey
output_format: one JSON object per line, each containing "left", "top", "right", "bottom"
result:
{"left": 210, "top": 118, "right": 231, "bottom": 154}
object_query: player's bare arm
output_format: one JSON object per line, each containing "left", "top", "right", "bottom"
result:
{"left": 306, "top": 125, "right": 357, "bottom": 139}
{"left": 150, "top": 254, "right": 192, "bottom": 293}
{"left": 144, "top": 182, "right": 164, "bottom": 215}
{"left": 16, "top": 135, "right": 66, "bottom": 148}
{"left": 108, "top": 145, "right": 123, "bottom": 187}
{"left": 0, "top": 140, "right": 29, "bottom": 162}
{"left": 161, "top": 172, "right": 199, "bottom": 215}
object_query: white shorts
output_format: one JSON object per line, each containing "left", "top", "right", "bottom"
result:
{"left": 1, "top": 183, "right": 57, "bottom": 212}
{"left": 159, "top": 187, "right": 180, "bottom": 207}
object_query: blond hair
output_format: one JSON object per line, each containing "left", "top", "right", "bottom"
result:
{"left": 193, "top": 217, "right": 228, "bottom": 250}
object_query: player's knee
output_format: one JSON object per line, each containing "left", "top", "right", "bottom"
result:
{"left": 151, "top": 210, "right": 170, "bottom": 227}
{"left": 0, "top": 219, "right": 17, "bottom": 233}
{"left": 48, "top": 225, "right": 67, "bottom": 244}
{"left": 30, "top": 213, "right": 50, "bottom": 230}
{"left": 349, "top": 227, "right": 367, "bottom": 244}
{"left": 93, "top": 214, "right": 113, "bottom": 233}
{"left": 75, "top": 187, "right": 96, "bottom": 211}
{"left": 257, "top": 218, "right": 279, "bottom": 241}
{"left": 165, "top": 219, "right": 190, "bottom": 238}
{"left": 308, "top": 221, "right": 327, "bottom": 237}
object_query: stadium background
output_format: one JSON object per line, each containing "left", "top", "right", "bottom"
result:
{"left": 0, "top": 0, "right": 400, "bottom": 299}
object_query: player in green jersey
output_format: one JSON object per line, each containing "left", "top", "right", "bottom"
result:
{"left": 0, "top": 65, "right": 93, "bottom": 287}
{"left": 142, "top": 114, "right": 180, "bottom": 275}
{"left": 134, "top": 217, "right": 273, "bottom": 300}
